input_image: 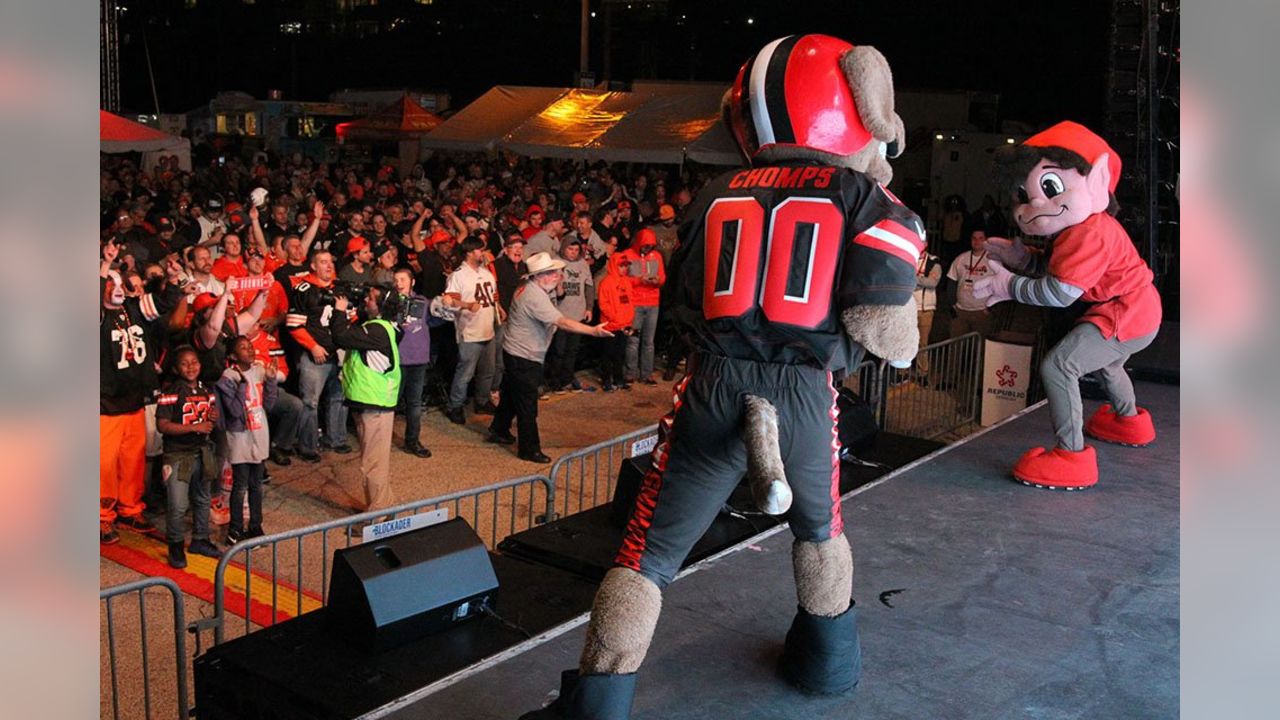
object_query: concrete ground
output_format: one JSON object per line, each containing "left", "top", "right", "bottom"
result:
{"left": 412, "top": 382, "right": 1179, "bottom": 720}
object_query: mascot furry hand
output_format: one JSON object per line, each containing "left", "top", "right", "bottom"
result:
{"left": 974, "top": 122, "right": 1162, "bottom": 490}
{"left": 520, "top": 35, "right": 922, "bottom": 720}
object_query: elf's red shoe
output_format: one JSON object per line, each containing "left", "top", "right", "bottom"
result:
{"left": 1085, "top": 405, "right": 1156, "bottom": 447}
{"left": 1012, "top": 446, "right": 1098, "bottom": 491}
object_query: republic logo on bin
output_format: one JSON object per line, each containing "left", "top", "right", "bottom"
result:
{"left": 997, "top": 365, "right": 1019, "bottom": 388}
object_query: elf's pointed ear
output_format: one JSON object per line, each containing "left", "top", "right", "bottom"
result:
{"left": 1086, "top": 153, "right": 1112, "bottom": 213}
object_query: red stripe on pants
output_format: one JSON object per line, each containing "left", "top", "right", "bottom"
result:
{"left": 827, "top": 374, "right": 844, "bottom": 538}
{"left": 615, "top": 373, "right": 693, "bottom": 572}
{"left": 100, "top": 410, "right": 148, "bottom": 523}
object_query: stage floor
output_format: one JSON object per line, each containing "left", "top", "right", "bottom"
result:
{"left": 380, "top": 382, "right": 1179, "bottom": 720}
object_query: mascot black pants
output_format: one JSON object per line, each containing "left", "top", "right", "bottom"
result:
{"left": 615, "top": 352, "right": 844, "bottom": 589}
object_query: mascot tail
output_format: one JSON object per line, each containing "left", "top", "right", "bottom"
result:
{"left": 744, "top": 395, "right": 793, "bottom": 516}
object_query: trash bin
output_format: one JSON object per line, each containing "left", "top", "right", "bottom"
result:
{"left": 981, "top": 331, "right": 1035, "bottom": 426}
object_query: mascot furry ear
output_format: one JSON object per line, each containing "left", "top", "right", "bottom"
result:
{"left": 724, "top": 38, "right": 906, "bottom": 186}
{"left": 722, "top": 35, "right": 919, "bottom": 514}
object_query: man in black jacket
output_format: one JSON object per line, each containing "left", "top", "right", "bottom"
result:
{"left": 491, "top": 233, "right": 528, "bottom": 393}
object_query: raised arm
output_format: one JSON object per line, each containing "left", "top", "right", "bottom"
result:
{"left": 444, "top": 208, "right": 467, "bottom": 242}
{"left": 248, "top": 205, "right": 269, "bottom": 256}
{"left": 198, "top": 287, "right": 233, "bottom": 350}
{"left": 234, "top": 289, "right": 269, "bottom": 334}
{"left": 409, "top": 207, "right": 429, "bottom": 251}
{"left": 100, "top": 238, "right": 119, "bottom": 279}
{"left": 300, "top": 200, "right": 325, "bottom": 254}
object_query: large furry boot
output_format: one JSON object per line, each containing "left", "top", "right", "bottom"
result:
{"left": 520, "top": 568, "right": 660, "bottom": 719}
{"left": 744, "top": 395, "right": 792, "bottom": 516}
{"left": 518, "top": 670, "right": 638, "bottom": 720}
{"left": 1084, "top": 404, "right": 1156, "bottom": 447}
{"left": 1012, "top": 446, "right": 1098, "bottom": 490}
{"left": 780, "top": 535, "right": 862, "bottom": 695}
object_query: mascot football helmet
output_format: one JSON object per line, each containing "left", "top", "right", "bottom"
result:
{"left": 727, "top": 34, "right": 887, "bottom": 160}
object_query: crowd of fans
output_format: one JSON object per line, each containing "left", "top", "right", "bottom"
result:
{"left": 99, "top": 146, "right": 710, "bottom": 567}
{"left": 99, "top": 145, "right": 1023, "bottom": 567}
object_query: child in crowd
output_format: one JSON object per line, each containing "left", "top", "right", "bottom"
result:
{"left": 154, "top": 346, "right": 222, "bottom": 568}
{"left": 596, "top": 252, "right": 637, "bottom": 391}
{"left": 216, "top": 335, "right": 278, "bottom": 544}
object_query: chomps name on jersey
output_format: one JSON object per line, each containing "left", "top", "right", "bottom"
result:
{"left": 728, "top": 166, "right": 837, "bottom": 191}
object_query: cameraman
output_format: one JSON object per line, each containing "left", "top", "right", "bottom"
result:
{"left": 330, "top": 286, "right": 403, "bottom": 513}
{"left": 285, "top": 249, "right": 351, "bottom": 460}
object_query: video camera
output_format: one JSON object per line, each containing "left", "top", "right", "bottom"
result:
{"left": 326, "top": 280, "right": 428, "bottom": 329}
{"left": 326, "top": 280, "right": 373, "bottom": 305}
{"left": 395, "top": 294, "right": 429, "bottom": 328}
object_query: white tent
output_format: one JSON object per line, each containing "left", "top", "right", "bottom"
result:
{"left": 100, "top": 110, "right": 192, "bottom": 171}
{"left": 420, "top": 86, "right": 565, "bottom": 153}
{"left": 420, "top": 83, "right": 742, "bottom": 166}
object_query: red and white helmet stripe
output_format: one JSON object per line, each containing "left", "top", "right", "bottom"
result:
{"left": 729, "top": 34, "right": 875, "bottom": 161}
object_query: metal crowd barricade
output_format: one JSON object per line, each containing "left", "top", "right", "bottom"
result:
{"left": 205, "top": 474, "right": 553, "bottom": 646}
{"left": 842, "top": 358, "right": 886, "bottom": 423}
{"left": 1026, "top": 328, "right": 1050, "bottom": 405}
{"left": 100, "top": 577, "right": 190, "bottom": 720}
{"left": 880, "top": 332, "right": 983, "bottom": 440}
{"left": 547, "top": 424, "right": 660, "bottom": 521}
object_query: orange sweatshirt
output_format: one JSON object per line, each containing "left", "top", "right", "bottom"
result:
{"left": 597, "top": 253, "right": 637, "bottom": 331}
{"left": 616, "top": 246, "right": 665, "bottom": 307}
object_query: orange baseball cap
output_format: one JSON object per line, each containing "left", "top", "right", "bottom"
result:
{"left": 345, "top": 236, "right": 370, "bottom": 255}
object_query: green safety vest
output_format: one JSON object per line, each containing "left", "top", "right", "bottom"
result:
{"left": 341, "top": 318, "right": 401, "bottom": 408}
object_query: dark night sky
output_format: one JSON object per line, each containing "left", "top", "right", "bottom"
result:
{"left": 116, "top": 0, "right": 1109, "bottom": 129}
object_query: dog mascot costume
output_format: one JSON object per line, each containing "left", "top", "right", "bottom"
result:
{"left": 520, "top": 34, "right": 923, "bottom": 719}
{"left": 974, "top": 121, "right": 1162, "bottom": 490}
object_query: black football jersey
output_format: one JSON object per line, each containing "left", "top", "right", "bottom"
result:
{"left": 286, "top": 275, "right": 342, "bottom": 354}
{"left": 156, "top": 379, "right": 217, "bottom": 451}
{"left": 669, "top": 162, "right": 924, "bottom": 370}
{"left": 100, "top": 283, "right": 181, "bottom": 414}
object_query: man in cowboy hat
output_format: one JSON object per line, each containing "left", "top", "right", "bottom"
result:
{"left": 486, "top": 252, "right": 613, "bottom": 463}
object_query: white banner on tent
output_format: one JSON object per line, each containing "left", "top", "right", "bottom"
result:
{"left": 981, "top": 339, "right": 1033, "bottom": 426}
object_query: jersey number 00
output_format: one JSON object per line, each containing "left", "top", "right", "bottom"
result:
{"left": 702, "top": 197, "right": 843, "bottom": 329}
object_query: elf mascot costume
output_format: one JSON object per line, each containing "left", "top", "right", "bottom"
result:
{"left": 521, "top": 34, "right": 924, "bottom": 719}
{"left": 974, "top": 122, "right": 1162, "bottom": 490}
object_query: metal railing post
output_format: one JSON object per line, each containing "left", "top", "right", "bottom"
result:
{"left": 100, "top": 576, "right": 190, "bottom": 720}
{"left": 547, "top": 424, "right": 659, "bottom": 520}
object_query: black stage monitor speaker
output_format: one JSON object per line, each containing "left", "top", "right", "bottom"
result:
{"left": 837, "top": 387, "right": 879, "bottom": 455}
{"left": 610, "top": 453, "right": 653, "bottom": 527}
{"left": 327, "top": 517, "right": 498, "bottom": 651}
